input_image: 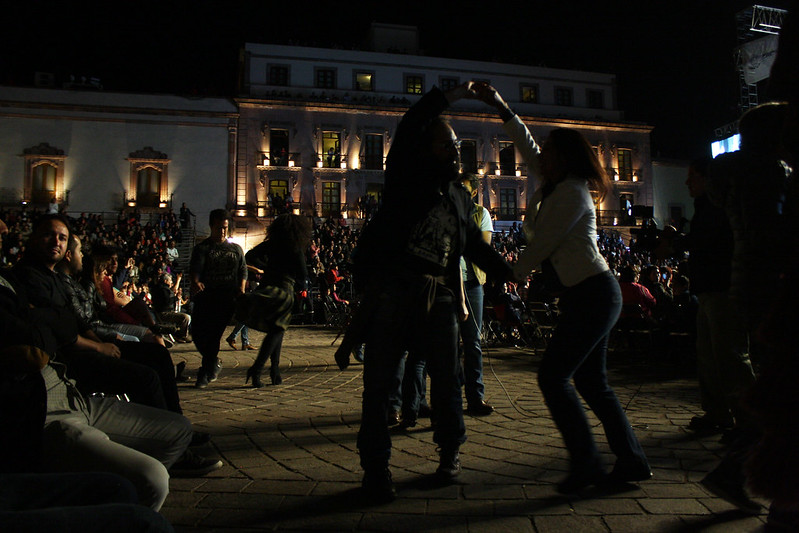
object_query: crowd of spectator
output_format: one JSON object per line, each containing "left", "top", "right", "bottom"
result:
{"left": 1, "top": 207, "right": 189, "bottom": 315}
{"left": 2, "top": 204, "right": 696, "bottom": 338}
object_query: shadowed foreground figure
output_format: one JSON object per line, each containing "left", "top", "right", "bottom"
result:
{"left": 351, "top": 82, "right": 513, "bottom": 502}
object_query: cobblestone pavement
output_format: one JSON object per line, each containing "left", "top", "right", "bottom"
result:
{"left": 164, "top": 325, "right": 768, "bottom": 532}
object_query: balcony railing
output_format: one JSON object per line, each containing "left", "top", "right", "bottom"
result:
{"left": 487, "top": 162, "right": 528, "bottom": 177}
{"left": 257, "top": 151, "right": 302, "bottom": 168}
{"left": 609, "top": 168, "right": 642, "bottom": 182}
{"left": 358, "top": 155, "right": 386, "bottom": 171}
{"left": 596, "top": 209, "right": 638, "bottom": 227}
{"left": 317, "top": 152, "right": 347, "bottom": 169}
{"left": 490, "top": 207, "right": 524, "bottom": 221}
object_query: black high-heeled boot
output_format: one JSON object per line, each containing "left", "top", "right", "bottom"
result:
{"left": 270, "top": 366, "right": 282, "bottom": 385}
{"left": 245, "top": 367, "right": 263, "bottom": 388}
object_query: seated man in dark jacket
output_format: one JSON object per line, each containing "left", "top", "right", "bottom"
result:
{"left": 12, "top": 215, "right": 165, "bottom": 410}
{"left": 11, "top": 214, "right": 222, "bottom": 478}
{"left": 0, "top": 269, "right": 191, "bottom": 510}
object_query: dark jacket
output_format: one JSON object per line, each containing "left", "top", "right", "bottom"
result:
{"left": 684, "top": 194, "right": 733, "bottom": 295}
{"left": 150, "top": 281, "right": 177, "bottom": 314}
{"left": 355, "top": 87, "right": 511, "bottom": 286}
{"left": 708, "top": 151, "right": 791, "bottom": 321}
{"left": 58, "top": 272, "right": 120, "bottom": 342}
{"left": 10, "top": 262, "right": 82, "bottom": 350}
{"left": 0, "top": 269, "right": 64, "bottom": 357}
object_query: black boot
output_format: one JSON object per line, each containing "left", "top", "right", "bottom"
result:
{"left": 362, "top": 467, "right": 396, "bottom": 503}
{"left": 270, "top": 366, "right": 282, "bottom": 385}
{"left": 245, "top": 366, "right": 263, "bottom": 388}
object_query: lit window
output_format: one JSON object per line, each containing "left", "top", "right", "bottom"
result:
{"left": 405, "top": 75, "right": 423, "bottom": 94}
{"left": 521, "top": 85, "right": 538, "bottom": 103}
{"left": 322, "top": 131, "right": 342, "bottom": 168}
{"left": 354, "top": 72, "right": 373, "bottom": 91}
{"left": 270, "top": 130, "right": 290, "bottom": 167}
{"left": 322, "top": 181, "right": 341, "bottom": 217}
{"left": 617, "top": 149, "right": 633, "bottom": 181}
{"left": 23, "top": 143, "right": 65, "bottom": 205}
{"left": 128, "top": 147, "right": 170, "bottom": 209}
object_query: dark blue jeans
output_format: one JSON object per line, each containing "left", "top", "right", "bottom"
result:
{"left": 192, "top": 289, "right": 236, "bottom": 373}
{"left": 460, "top": 281, "right": 485, "bottom": 404}
{"left": 227, "top": 322, "right": 249, "bottom": 345}
{"left": 358, "top": 282, "right": 465, "bottom": 470}
{"left": 538, "top": 271, "right": 648, "bottom": 471}
{"left": 401, "top": 351, "right": 427, "bottom": 420}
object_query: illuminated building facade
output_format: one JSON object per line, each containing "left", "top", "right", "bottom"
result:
{"left": 235, "top": 35, "right": 654, "bottom": 232}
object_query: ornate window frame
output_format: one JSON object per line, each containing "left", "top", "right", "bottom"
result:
{"left": 127, "top": 147, "right": 170, "bottom": 209}
{"left": 23, "top": 143, "right": 66, "bottom": 205}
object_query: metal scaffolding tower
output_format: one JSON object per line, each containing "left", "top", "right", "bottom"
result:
{"left": 735, "top": 4, "right": 788, "bottom": 113}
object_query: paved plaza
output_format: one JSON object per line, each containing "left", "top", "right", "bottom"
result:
{"left": 165, "top": 325, "right": 768, "bottom": 532}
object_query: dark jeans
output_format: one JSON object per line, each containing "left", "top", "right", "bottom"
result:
{"left": 59, "top": 350, "right": 167, "bottom": 412}
{"left": 358, "top": 284, "right": 465, "bottom": 470}
{"left": 192, "top": 289, "right": 236, "bottom": 373}
{"left": 0, "top": 472, "right": 174, "bottom": 533}
{"left": 460, "top": 281, "right": 485, "bottom": 404}
{"left": 538, "top": 271, "right": 648, "bottom": 470}
{"left": 227, "top": 322, "right": 249, "bottom": 345}
{"left": 116, "top": 341, "right": 182, "bottom": 414}
{"left": 389, "top": 354, "right": 405, "bottom": 412}
{"left": 400, "top": 351, "right": 427, "bottom": 421}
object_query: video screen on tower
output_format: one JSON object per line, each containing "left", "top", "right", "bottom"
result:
{"left": 711, "top": 134, "right": 741, "bottom": 158}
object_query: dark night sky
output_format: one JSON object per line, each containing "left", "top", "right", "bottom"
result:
{"left": 1, "top": 1, "right": 792, "bottom": 159}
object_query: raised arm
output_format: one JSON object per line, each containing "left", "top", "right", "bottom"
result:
{"left": 474, "top": 83, "right": 541, "bottom": 180}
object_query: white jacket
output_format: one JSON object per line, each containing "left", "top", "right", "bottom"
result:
{"left": 504, "top": 115, "right": 608, "bottom": 287}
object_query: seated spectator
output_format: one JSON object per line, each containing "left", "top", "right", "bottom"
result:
{"left": 91, "top": 245, "right": 159, "bottom": 328}
{"left": 150, "top": 273, "right": 191, "bottom": 342}
{"left": 57, "top": 235, "right": 158, "bottom": 345}
{"left": 325, "top": 262, "right": 344, "bottom": 286}
{"left": 328, "top": 282, "right": 349, "bottom": 306}
{"left": 618, "top": 265, "right": 657, "bottom": 322}
{"left": 496, "top": 282, "right": 523, "bottom": 324}
{"left": 665, "top": 274, "right": 698, "bottom": 334}
{"left": 640, "top": 264, "right": 674, "bottom": 320}
{"left": 0, "top": 277, "right": 190, "bottom": 510}
{"left": 165, "top": 240, "right": 179, "bottom": 265}
{"left": 6, "top": 215, "right": 222, "bottom": 480}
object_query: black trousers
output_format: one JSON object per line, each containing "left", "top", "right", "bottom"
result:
{"left": 58, "top": 346, "right": 172, "bottom": 412}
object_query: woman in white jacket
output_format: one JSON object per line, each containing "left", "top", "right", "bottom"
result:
{"left": 476, "top": 83, "right": 651, "bottom": 493}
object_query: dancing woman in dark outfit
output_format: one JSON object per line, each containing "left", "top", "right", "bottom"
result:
{"left": 244, "top": 214, "right": 311, "bottom": 388}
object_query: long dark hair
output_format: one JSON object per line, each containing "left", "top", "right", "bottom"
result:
{"left": 86, "top": 243, "right": 116, "bottom": 294}
{"left": 544, "top": 128, "right": 611, "bottom": 201}
{"left": 267, "top": 214, "right": 312, "bottom": 252}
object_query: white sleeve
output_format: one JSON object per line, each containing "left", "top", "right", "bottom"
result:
{"left": 512, "top": 182, "right": 587, "bottom": 279}
{"left": 479, "top": 206, "right": 493, "bottom": 233}
{"left": 503, "top": 115, "right": 541, "bottom": 182}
